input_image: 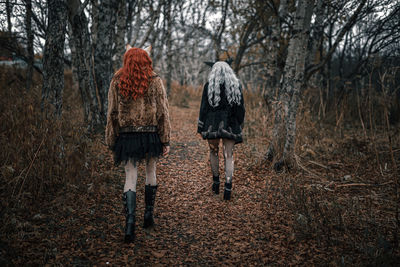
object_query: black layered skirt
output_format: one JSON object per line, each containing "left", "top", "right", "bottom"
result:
{"left": 112, "top": 132, "right": 163, "bottom": 166}
{"left": 198, "top": 110, "right": 243, "bottom": 144}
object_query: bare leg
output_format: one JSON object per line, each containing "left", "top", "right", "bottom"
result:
{"left": 223, "top": 139, "right": 235, "bottom": 183}
{"left": 145, "top": 157, "right": 157, "bottom": 186}
{"left": 208, "top": 139, "right": 220, "bottom": 177}
{"left": 208, "top": 139, "right": 221, "bottom": 194}
{"left": 124, "top": 160, "right": 138, "bottom": 192}
{"left": 222, "top": 139, "right": 235, "bottom": 200}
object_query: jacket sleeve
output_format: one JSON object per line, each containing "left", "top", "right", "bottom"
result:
{"left": 105, "top": 78, "right": 119, "bottom": 149}
{"left": 155, "top": 77, "right": 171, "bottom": 146}
{"left": 197, "top": 83, "right": 208, "bottom": 133}
{"left": 234, "top": 85, "right": 245, "bottom": 127}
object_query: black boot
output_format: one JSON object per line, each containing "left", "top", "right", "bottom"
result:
{"left": 123, "top": 189, "right": 136, "bottom": 243}
{"left": 223, "top": 182, "right": 232, "bottom": 200}
{"left": 143, "top": 185, "right": 158, "bottom": 228}
{"left": 212, "top": 175, "right": 220, "bottom": 194}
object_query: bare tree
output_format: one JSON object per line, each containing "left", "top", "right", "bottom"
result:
{"left": 93, "top": 0, "right": 117, "bottom": 122}
{"left": 165, "top": 0, "right": 173, "bottom": 95}
{"left": 213, "top": 0, "right": 229, "bottom": 61}
{"left": 41, "top": 0, "right": 67, "bottom": 118}
{"left": 6, "top": 0, "right": 13, "bottom": 34}
{"left": 266, "top": 0, "right": 315, "bottom": 170}
{"left": 67, "top": 0, "right": 102, "bottom": 128}
{"left": 114, "top": 0, "right": 127, "bottom": 70}
{"left": 267, "top": 0, "right": 369, "bottom": 171}
{"left": 126, "top": 0, "right": 138, "bottom": 44}
{"left": 25, "top": 0, "right": 34, "bottom": 91}
{"left": 305, "top": 0, "right": 368, "bottom": 80}
{"left": 137, "top": 1, "right": 162, "bottom": 48}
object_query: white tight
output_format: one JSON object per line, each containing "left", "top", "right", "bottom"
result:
{"left": 208, "top": 138, "right": 235, "bottom": 183}
{"left": 123, "top": 157, "right": 157, "bottom": 192}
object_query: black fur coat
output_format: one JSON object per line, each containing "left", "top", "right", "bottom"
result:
{"left": 197, "top": 82, "right": 245, "bottom": 143}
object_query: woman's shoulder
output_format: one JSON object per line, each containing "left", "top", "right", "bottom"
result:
{"left": 151, "top": 71, "right": 159, "bottom": 79}
{"left": 149, "top": 72, "right": 161, "bottom": 84}
{"left": 148, "top": 72, "right": 164, "bottom": 94}
{"left": 109, "top": 73, "right": 120, "bottom": 90}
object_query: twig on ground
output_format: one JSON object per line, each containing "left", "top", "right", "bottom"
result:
{"left": 308, "top": 160, "right": 328, "bottom": 169}
{"left": 335, "top": 181, "right": 393, "bottom": 188}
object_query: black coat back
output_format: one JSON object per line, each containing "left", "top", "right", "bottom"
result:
{"left": 197, "top": 82, "right": 245, "bottom": 143}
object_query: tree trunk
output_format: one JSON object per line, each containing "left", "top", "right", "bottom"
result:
{"left": 41, "top": 0, "right": 67, "bottom": 118}
{"left": 67, "top": 0, "right": 102, "bottom": 129}
{"left": 126, "top": 0, "right": 136, "bottom": 44}
{"left": 90, "top": 0, "right": 98, "bottom": 49}
{"left": 307, "top": 0, "right": 325, "bottom": 118}
{"left": 265, "top": 0, "right": 289, "bottom": 161}
{"left": 307, "top": 0, "right": 325, "bottom": 66}
{"left": 165, "top": 0, "right": 173, "bottom": 96}
{"left": 268, "top": 0, "right": 315, "bottom": 171}
{"left": 213, "top": 0, "right": 229, "bottom": 61}
{"left": 114, "top": 0, "right": 127, "bottom": 70}
{"left": 68, "top": 26, "right": 89, "bottom": 123}
{"left": 25, "top": 0, "right": 34, "bottom": 91}
{"left": 6, "top": 0, "right": 13, "bottom": 34}
{"left": 131, "top": 0, "right": 144, "bottom": 45}
{"left": 94, "top": 0, "right": 117, "bottom": 123}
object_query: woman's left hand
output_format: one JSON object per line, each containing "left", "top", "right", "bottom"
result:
{"left": 163, "top": 145, "right": 170, "bottom": 156}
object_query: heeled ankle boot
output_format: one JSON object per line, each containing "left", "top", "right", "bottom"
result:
{"left": 223, "top": 182, "right": 232, "bottom": 200}
{"left": 143, "top": 185, "right": 158, "bottom": 228}
{"left": 123, "top": 189, "right": 136, "bottom": 243}
{"left": 212, "top": 175, "right": 220, "bottom": 194}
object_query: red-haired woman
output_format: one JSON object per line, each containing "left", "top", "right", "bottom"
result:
{"left": 105, "top": 45, "right": 170, "bottom": 243}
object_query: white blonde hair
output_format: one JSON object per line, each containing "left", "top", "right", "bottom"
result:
{"left": 207, "top": 61, "right": 241, "bottom": 107}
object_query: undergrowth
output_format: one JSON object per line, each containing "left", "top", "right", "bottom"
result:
{"left": 173, "top": 79, "right": 400, "bottom": 265}
{"left": 0, "top": 66, "right": 91, "bottom": 207}
{"left": 1, "top": 67, "right": 398, "bottom": 265}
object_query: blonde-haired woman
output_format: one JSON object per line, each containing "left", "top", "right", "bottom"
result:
{"left": 197, "top": 61, "right": 245, "bottom": 200}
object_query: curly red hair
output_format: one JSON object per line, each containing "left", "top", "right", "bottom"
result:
{"left": 117, "top": 47, "right": 153, "bottom": 99}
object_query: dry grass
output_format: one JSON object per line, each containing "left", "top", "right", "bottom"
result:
{"left": 0, "top": 68, "right": 398, "bottom": 265}
{"left": 0, "top": 67, "right": 91, "bottom": 206}
{"left": 178, "top": 81, "right": 400, "bottom": 264}
{"left": 169, "top": 81, "right": 202, "bottom": 108}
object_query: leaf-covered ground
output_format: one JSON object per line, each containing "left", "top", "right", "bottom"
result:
{"left": 1, "top": 99, "right": 399, "bottom": 266}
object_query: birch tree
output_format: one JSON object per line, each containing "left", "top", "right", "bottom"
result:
{"left": 41, "top": 0, "right": 67, "bottom": 118}
{"left": 267, "top": 0, "right": 368, "bottom": 171}
{"left": 266, "top": 0, "right": 315, "bottom": 171}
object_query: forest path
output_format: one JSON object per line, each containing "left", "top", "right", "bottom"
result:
{"left": 77, "top": 100, "right": 297, "bottom": 265}
{"left": 11, "top": 100, "right": 302, "bottom": 266}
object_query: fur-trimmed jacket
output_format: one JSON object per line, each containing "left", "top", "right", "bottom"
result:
{"left": 197, "top": 82, "right": 245, "bottom": 143}
{"left": 105, "top": 72, "right": 171, "bottom": 148}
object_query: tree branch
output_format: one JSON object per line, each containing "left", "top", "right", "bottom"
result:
{"left": 305, "top": 0, "right": 367, "bottom": 81}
